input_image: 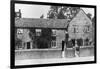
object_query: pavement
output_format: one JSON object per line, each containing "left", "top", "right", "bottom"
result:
{"left": 15, "top": 56, "right": 94, "bottom": 66}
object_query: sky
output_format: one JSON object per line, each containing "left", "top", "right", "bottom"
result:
{"left": 15, "top": 4, "right": 94, "bottom": 19}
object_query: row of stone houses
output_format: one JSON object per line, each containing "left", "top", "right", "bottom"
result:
{"left": 15, "top": 9, "right": 94, "bottom": 50}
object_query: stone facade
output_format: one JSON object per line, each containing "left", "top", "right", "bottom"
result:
{"left": 15, "top": 9, "right": 94, "bottom": 49}
{"left": 56, "top": 30, "right": 65, "bottom": 48}
{"left": 68, "top": 9, "right": 93, "bottom": 39}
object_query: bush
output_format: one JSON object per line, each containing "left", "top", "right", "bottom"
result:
{"left": 36, "top": 37, "right": 50, "bottom": 49}
{"left": 15, "top": 38, "right": 22, "bottom": 49}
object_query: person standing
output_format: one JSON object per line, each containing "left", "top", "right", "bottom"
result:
{"left": 62, "top": 40, "right": 65, "bottom": 58}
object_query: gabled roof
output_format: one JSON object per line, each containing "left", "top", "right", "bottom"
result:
{"left": 69, "top": 9, "right": 92, "bottom": 25}
{"left": 68, "top": 9, "right": 93, "bottom": 39}
{"left": 15, "top": 18, "right": 69, "bottom": 28}
{"left": 15, "top": 9, "right": 92, "bottom": 29}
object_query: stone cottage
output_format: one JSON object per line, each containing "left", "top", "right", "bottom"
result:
{"left": 68, "top": 9, "right": 93, "bottom": 46}
{"left": 15, "top": 18, "right": 69, "bottom": 49}
{"left": 15, "top": 9, "right": 94, "bottom": 50}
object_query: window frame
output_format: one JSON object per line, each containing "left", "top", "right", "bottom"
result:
{"left": 35, "top": 29, "right": 42, "bottom": 36}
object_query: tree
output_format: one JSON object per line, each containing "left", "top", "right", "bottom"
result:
{"left": 36, "top": 29, "right": 52, "bottom": 48}
{"left": 47, "top": 6, "right": 80, "bottom": 20}
{"left": 40, "top": 14, "right": 44, "bottom": 18}
{"left": 92, "top": 16, "right": 95, "bottom": 27}
{"left": 57, "top": 8, "right": 66, "bottom": 19}
{"left": 15, "top": 37, "right": 22, "bottom": 49}
{"left": 47, "top": 9, "right": 57, "bottom": 19}
{"left": 87, "top": 13, "right": 92, "bottom": 19}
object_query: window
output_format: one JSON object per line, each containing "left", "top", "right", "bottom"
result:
{"left": 73, "top": 25, "right": 78, "bottom": 33}
{"left": 17, "top": 29, "right": 23, "bottom": 34}
{"left": 51, "top": 30, "right": 57, "bottom": 48}
{"left": 35, "top": 29, "right": 41, "bottom": 36}
{"left": 52, "top": 30, "right": 56, "bottom": 36}
{"left": 73, "top": 28, "right": 76, "bottom": 33}
{"left": 87, "top": 26, "right": 90, "bottom": 32}
{"left": 27, "top": 42, "right": 30, "bottom": 49}
{"left": 51, "top": 41, "right": 56, "bottom": 48}
{"left": 83, "top": 25, "right": 90, "bottom": 33}
{"left": 52, "top": 36, "right": 56, "bottom": 40}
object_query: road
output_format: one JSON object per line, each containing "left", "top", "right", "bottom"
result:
{"left": 15, "top": 56, "right": 94, "bottom": 66}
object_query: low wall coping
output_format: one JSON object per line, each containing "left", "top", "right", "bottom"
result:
{"left": 80, "top": 46, "right": 94, "bottom": 48}
{"left": 15, "top": 48, "right": 62, "bottom": 52}
{"left": 65, "top": 48, "right": 74, "bottom": 50}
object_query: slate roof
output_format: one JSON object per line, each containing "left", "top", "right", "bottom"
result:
{"left": 15, "top": 18, "right": 69, "bottom": 28}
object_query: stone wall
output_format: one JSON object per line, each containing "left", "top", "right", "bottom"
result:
{"left": 79, "top": 46, "right": 94, "bottom": 57}
{"left": 65, "top": 48, "right": 75, "bottom": 58}
{"left": 15, "top": 49, "right": 62, "bottom": 60}
{"left": 56, "top": 30, "right": 65, "bottom": 48}
{"left": 68, "top": 10, "right": 93, "bottom": 39}
{"left": 15, "top": 46, "right": 94, "bottom": 60}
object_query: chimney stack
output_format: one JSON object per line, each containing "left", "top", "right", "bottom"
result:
{"left": 15, "top": 9, "right": 22, "bottom": 18}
